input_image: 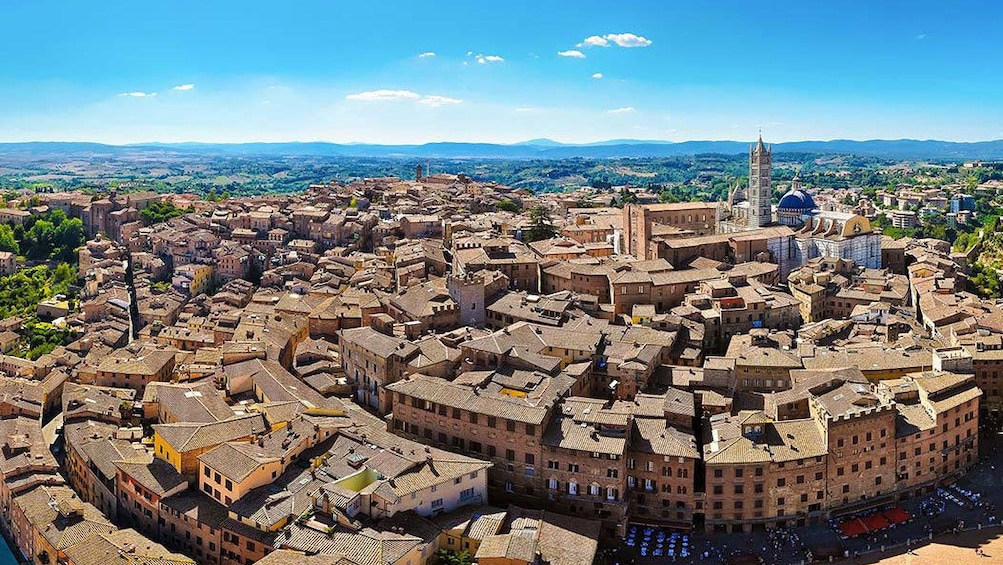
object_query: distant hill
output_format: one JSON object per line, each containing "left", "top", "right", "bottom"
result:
{"left": 2, "top": 138, "right": 1003, "bottom": 160}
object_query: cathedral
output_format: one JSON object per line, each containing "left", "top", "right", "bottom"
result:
{"left": 717, "top": 135, "right": 881, "bottom": 269}
{"left": 718, "top": 135, "right": 773, "bottom": 233}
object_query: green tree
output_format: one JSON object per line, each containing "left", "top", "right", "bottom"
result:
{"left": 524, "top": 205, "right": 558, "bottom": 243}
{"left": 971, "top": 262, "right": 1002, "bottom": 299}
{"left": 140, "top": 201, "right": 186, "bottom": 226}
{"left": 0, "top": 225, "right": 18, "bottom": 254}
{"left": 496, "top": 199, "right": 520, "bottom": 213}
{"left": 54, "top": 218, "right": 84, "bottom": 262}
{"left": 436, "top": 550, "right": 473, "bottom": 565}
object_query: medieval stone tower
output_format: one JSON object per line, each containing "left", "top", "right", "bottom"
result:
{"left": 748, "top": 135, "right": 772, "bottom": 228}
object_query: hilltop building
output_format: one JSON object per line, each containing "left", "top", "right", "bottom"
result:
{"left": 718, "top": 136, "right": 881, "bottom": 269}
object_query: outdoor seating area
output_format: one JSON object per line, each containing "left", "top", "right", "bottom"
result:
{"left": 920, "top": 496, "right": 947, "bottom": 516}
{"left": 625, "top": 525, "right": 693, "bottom": 559}
{"left": 947, "top": 484, "right": 982, "bottom": 504}
{"left": 834, "top": 507, "right": 912, "bottom": 539}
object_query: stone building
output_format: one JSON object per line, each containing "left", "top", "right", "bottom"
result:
{"left": 623, "top": 202, "right": 719, "bottom": 260}
{"left": 339, "top": 326, "right": 420, "bottom": 414}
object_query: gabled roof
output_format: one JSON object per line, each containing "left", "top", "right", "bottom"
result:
{"left": 154, "top": 413, "right": 265, "bottom": 453}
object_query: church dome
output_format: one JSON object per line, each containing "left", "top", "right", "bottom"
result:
{"left": 778, "top": 188, "right": 815, "bottom": 211}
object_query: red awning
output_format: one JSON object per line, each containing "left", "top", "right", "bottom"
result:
{"left": 882, "top": 507, "right": 911, "bottom": 524}
{"left": 862, "top": 513, "right": 890, "bottom": 532}
{"left": 838, "top": 519, "right": 868, "bottom": 537}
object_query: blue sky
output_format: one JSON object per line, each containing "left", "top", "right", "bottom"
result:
{"left": 2, "top": 0, "right": 1002, "bottom": 144}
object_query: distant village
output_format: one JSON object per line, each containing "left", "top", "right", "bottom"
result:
{"left": 0, "top": 138, "right": 997, "bottom": 565}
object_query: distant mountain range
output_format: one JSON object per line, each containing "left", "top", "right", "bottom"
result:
{"left": 2, "top": 138, "right": 1003, "bottom": 160}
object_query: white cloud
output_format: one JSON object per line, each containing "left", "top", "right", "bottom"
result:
{"left": 476, "top": 54, "right": 504, "bottom": 64}
{"left": 466, "top": 51, "right": 473, "bottom": 56}
{"left": 916, "top": 33, "right": 927, "bottom": 40}
{"left": 604, "top": 33, "right": 652, "bottom": 47}
{"left": 578, "top": 33, "right": 652, "bottom": 48}
{"left": 172, "top": 84, "right": 195, "bottom": 91}
{"left": 609, "top": 107, "right": 635, "bottom": 114}
{"left": 418, "top": 51, "right": 436, "bottom": 58}
{"left": 345, "top": 90, "right": 461, "bottom": 107}
{"left": 578, "top": 35, "right": 609, "bottom": 48}
{"left": 418, "top": 95, "right": 463, "bottom": 107}
{"left": 119, "top": 91, "right": 156, "bottom": 97}
{"left": 592, "top": 73, "right": 604, "bottom": 79}
{"left": 345, "top": 89, "right": 421, "bottom": 102}
{"left": 515, "top": 107, "right": 537, "bottom": 113}
{"left": 558, "top": 49, "right": 586, "bottom": 58}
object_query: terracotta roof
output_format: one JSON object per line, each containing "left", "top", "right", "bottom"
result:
{"left": 63, "top": 528, "right": 196, "bottom": 565}
{"left": 114, "top": 455, "right": 188, "bottom": 496}
{"left": 388, "top": 372, "right": 573, "bottom": 425}
{"left": 631, "top": 418, "right": 700, "bottom": 459}
{"left": 705, "top": 413, "right": 826, "bottom": 465}
{"left": 154, "top": 413, "right": 265, "bottom": 452}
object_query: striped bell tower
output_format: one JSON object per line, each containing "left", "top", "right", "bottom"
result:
{"left": 748, "top": 134, "right": 772, "bottom": 227}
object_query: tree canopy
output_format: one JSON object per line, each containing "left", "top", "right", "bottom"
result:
{"left": 523, "top": 205, "right": 558, "bottom": 243}
{"left": 140, "top": 200, "right": 186, "bottom": 226}
{"left": 10, "top": 210, "right": 85, "bottom": 263}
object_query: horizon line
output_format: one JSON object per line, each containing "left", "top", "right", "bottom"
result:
{"left": 3, "top": 137, "right": 1003, "bottom": 147}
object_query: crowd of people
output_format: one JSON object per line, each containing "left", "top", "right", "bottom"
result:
{"left": 763, "top": 528, "right": 810, "bottom": 563}
{"left": 920, "top": 496, "right": 946, "bottom": 516}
